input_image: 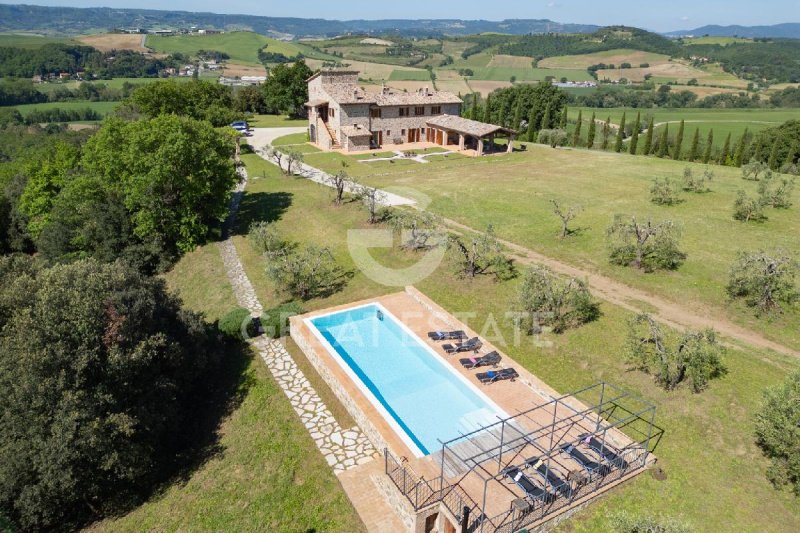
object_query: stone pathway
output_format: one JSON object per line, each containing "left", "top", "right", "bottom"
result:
{"left": 358, "top": 149, "right": 457, "bottom": 165}
{"left": 217, "top": 162, "right": 376, "bottom": 473}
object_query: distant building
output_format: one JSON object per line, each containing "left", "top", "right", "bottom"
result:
{"left": 305, "top": 70, "right": 515, "bottom": 154}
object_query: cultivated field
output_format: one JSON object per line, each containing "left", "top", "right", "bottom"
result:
{"left": 222, "top": 63, "right": 267, "bottom": 77}
{"left": 388, "top": 69, "right": 432, "bottom": 81}
{"left": 0, "top": 33, "right": 75, "bottom": 48}
{"left": 538, "top": 49, "right": 670, "bottom": 70}
{"left": 305, "top": 58, "right": 424, "bottom": 81}
{"left": 78, "top": 33, "right": 148, "bottom": 52}
{"left": 487, "top": 54, "right": 535, "bottom": 68}
{"left": 683, "top": 36, "right": 752, "bottom": 45}
{"left": 435, "top": 79, "right": 472, "bottom": 96}
{"left": 145, "top": 32, "right": 269, "bottom": 65}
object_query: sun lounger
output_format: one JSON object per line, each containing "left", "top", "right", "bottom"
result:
{"left": 577, "top": 434, "right": 629, "bottom": 470}
{"left": 476, "top": 367, "right": 518, "bottom": 384}
{"left": 442, "top": 337, "right": 481, "bottom": 354}
{"left": 561, "top": 443, "right": 611, "bottom": 478}
{"left": 502, "top": 466, "right": 553, "bottom": 504}
{"left": 428, "top": 330, "right": 467, "bottom": 341}
{"left": 525, "top": 457, "right": 573, "bottom": 498}
{"left": 459, "top": 351, "right": 501, "bottom": 369}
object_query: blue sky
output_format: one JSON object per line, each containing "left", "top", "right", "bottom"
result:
{"left": 2, "top": 1, "right": 796, "bottom": 32}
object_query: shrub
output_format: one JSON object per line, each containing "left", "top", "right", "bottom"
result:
{"left": 732, "top": 190, "right": 766, "bottom": 222}
{"left": 650, "top": 177, "right": 682, "bottom": 205}
{"left": 626, "top": 314, "right": 726, "bottom": 392}
{"left": 261, "top": 302, "right": 305, "bottom": 338}
{"left": 754, "top": 370, "right": 800, "bottom": 495}
{"left": 517, "top": 264, "right": 600, "bottom": 334}
{"left": 608, "top": 510, "right": 691, "bottom": 533}
{"left": 219, "top": 307, "right": 257, "bottom": 340}
{"left": 248, "top": 220, "right": 290, "bottom": 256}
{"left": 607, "top": 215, "right": 686, "bottom": 272}
{"left": 727, "top": 250, "right": 799, "bottom": 312}
{"left": 536, "top": 128, "right": 568, "bottom": 148}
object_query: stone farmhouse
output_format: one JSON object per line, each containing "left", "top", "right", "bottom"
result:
{"left": 305, "top": 70, "right": 516, "bottom": 155}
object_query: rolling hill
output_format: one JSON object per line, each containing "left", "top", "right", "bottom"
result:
{"left": 667, "top": 22, "right": 800, "bottom": 39}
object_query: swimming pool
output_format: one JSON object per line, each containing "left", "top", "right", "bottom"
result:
{"left": 307, "top": 303, "right": 507, "bottom": 457}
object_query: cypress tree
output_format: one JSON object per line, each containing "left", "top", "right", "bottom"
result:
{"left": 643, "top": 116, "right": 655, "bottom": 155}
{"left": 497, "top": 102, "right": 509, "bottom": 128}
{"left": 541, "top": 104, "right": 552, "bottom": 131}
{"left": 767, "top": 138, "right": 780, "bottom": 170}
{"left": 512, "top": 101, "right": 522, "bottom": 131}
{"left": 601, "top": 116, "right": 611, "bottom": 150}
{"left": 657, "top": 123, "right": 669, "bottom": 158}
{"left": 572, "top": 110, "right": 583, "bottom": 147}
{"left": 526, "top": 106, "right": 537, "bottom": 142}
{"left": 483, "top": 94, "right": 492, "bottom": 124}
{"left": 732, "top": 128, "right": 749, "bottom": 167}
{"left": 469, "top": 93, "right": 479, "bottom": 120}
{"left": 703, "top": 129, "right": 714, "bottom": 164}
{"left": 586, "top": 112, "right": 597, "bottom": 149}
{"left": 672, "top": 119, "right": 685, "bottom": 160}
{"left": 688, "top": 127, "right": 700, "bottom": 162}
{"left": 614, "top": 112, "right": 626, "bottom": 153}
{"left": 559, "top": 106, "right": 568, "bottom": 128}
{"left": 718, "top": 132, "right": 731, "bottom": 165}
{"left": 784, "top": 142, "right": 798, "bottom": 169}
{"left": 629, "top": 112, "right": 641, "bottom": 155}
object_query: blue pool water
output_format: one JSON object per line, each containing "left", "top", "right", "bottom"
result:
{"left": 309, "top": 304, "right": 505, "bottom": 456}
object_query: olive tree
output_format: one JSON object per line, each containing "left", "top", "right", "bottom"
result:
{"left": 388, "top": 210, "right": 444, "bottom": 250}
{"left": 248, "top": 220, "right": 291, "bottom": 257}
{"left": 267, "top": 244, "right": 347, "bottom": 300}
{"left": 448, "top": 225, "right": 515, "bottom": 279}
{"left": 742, "top": 159, "right": 771, "bottom": 181}
{"left": 551, "top": 199, "right": 580, "bottom": 238}
{"left": 758, "top": 175, "right": 795, "bottom": 209}
{"left": 517, "top": 264, "right": 600, "bottom": 334}
{"left": 537, "top": 128, "right": 568, "bottom": 148}
{"left": 732, "top": 190, "right": 766, "bottom": 222}
{"left": 284, "top": 149, "right": 304, "bottom": 175}
{"left": 625, "top": 313, "right": 726, "bottom": 392}
{"left": 650, "top": 178, "right": 682, "bottom": 205}
{"left": 606, "top": 215, "right": 686, "bottom": 272}
{"left": 754, "top": 370, "right": 800, "bottom": 495}
{"left": 727, "top": 250, "right": 798, "bottom": 312}
{"left": 681, "top": 167, "right": 712, "bottom": 193}
{"left": 325, "top": 169, "right": 353, "bottom": 206}
{"left": 355, "top": 184, "right": 386, "bottom": 224}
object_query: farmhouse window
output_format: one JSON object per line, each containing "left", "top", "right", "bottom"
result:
{"left": 415, "top": 106, "right": 425, "bottom": 116}
{"left": 370, "top": 108, "right": 382, "bottom": 118}
{"left": 431, "top": 106, "right": 441, "bottom": 115}
{"left": 399, "top": 107, "right": 410, "bottom": 117}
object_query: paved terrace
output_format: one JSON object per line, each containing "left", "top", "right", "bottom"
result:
{"left": 290, "top": 288, "right": 656, "bottom": 532}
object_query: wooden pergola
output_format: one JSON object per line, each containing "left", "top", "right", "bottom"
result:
{"left": 426, "top": 114, "right": 517, "bottom": 155}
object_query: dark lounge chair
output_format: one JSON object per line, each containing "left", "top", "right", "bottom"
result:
{"left": 561, "top": 443, "right": 611, "bottom": 479}
{"left": 476, "top": 367, "right": 519, "bottom": 384}
{"left": 442, "top": 337, "right": 482, "bottom": 354}
{"left": 502, "top": 466, "right": 553, "bottom": 504}
{"left": 459, "top": 351, "right": 501, "bottom": 369}
{"left": 577, "top": 433, "right": 629, "bottom": 470}
{"left": 428, "top": 330, "right": 467, "bottom": 341}
{"left": 524, "top": 457, "right": 573, "bottom": 498}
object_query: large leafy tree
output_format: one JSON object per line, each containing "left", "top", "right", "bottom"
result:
{"left": 0, "top": 257, "right": 222, "bottom": 530}
{"left": 754, "top": 370, "right": 800, "bottom": 495}
{"left": 82, "top": 115, "right": 238, "bottom": 254}
{"left": 262, "top": 60, "right": 314, "bottom": 117}
{"left": 129, "top": 79, "right": 237, "bottom": 126}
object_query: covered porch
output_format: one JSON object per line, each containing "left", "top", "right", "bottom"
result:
{"left": 426, "top": 114, "right": 517, "bottom": 156}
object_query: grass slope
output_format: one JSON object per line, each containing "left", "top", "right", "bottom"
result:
{"left": 222, "top": 151, "right": 799, "bottom": 532}
{"left": 305, "top": 142, "right": 800, "bottom": 352}
{"left": 0, "top": 33, "right": 75, "bottom": 48}
{"left": 146, "top": 32, "right": 268, "bottom": 65}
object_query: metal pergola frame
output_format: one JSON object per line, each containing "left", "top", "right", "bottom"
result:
{"left": 431, "top": 382, "right": 658, "bottom": 533}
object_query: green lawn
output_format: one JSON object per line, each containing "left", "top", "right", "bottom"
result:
{"left": 389, "top": 69, "right": 433, "bottom": 81}
{"left": 304, "top": 143, "right": 800, "bottom": 353}
{"left": 0, "top": 33, "right": 75, "bottom": 48}
{"left": 146, "top": 32, "right": 268, "bottom": 65}
{"left": 572, "top": 107, "right": 800, "bottom": 141}
{"left": 220, "top": 152, "right": 800, "bottom": 532}
{"left": 247, "top": 114, "right": 306, "bottom": 128}
{"left": 93, "top": 229, "right": 364, "bottom": 531}
{"left": 454, "top": 66, "right": 595, "bottom": 82}
{"left": 12, "top": 100, "right": 119, "bottom": 118}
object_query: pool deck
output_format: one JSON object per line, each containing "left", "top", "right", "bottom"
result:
{"left": 290, "top": 287, "right": 653, "bottom": 531}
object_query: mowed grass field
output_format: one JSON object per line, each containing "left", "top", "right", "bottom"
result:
{"left": 571, "top": 107, "right": 800, "bottom": 140}
{"left": 199, "top": 152, "right": 800, "bottom": 532}
{"left": 92, "top": 237, "right": 365, "bottom": 532}
{"left": 13, "top": 100, "right": 119, "bottom": 117}
{"left": 304, "top": 141, "right": 800, "bottom": 352}
{"left": 146, "top": 32, "right": 268, "bottom": 65}
{"left": 0, "top": 33, "right": 75, "bottom": 48}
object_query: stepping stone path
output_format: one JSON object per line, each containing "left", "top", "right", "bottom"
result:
{"left": 358, "top": 149, "right": 456, "bottom": 165}
{"left": 217, "top": 164, "right": 377, "bottom": 474}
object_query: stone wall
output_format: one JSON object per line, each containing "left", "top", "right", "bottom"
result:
{"left": 370, "top": 103, "right": 461, "bottom": 144}
{"left": 290, "top": 316, "right": 390, "bottom": 454}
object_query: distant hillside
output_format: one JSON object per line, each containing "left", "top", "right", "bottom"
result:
{"left": 667, "top": 23, "right": 800, "bottom": 39}
{"left": 0, "top": 4, "right": 598, "bottom": 37}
